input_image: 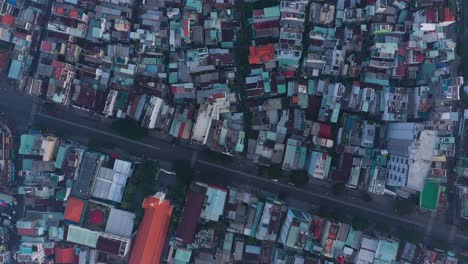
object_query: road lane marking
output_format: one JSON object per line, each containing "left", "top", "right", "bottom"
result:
{"left": 36, "top": 113, "right": 161, "bottom": 151}
{"left": 190, "top": 151, "right": 198, "bottom": 168}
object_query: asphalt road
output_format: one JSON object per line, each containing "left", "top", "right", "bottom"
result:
{"left": 1, "top": 85, "right": 467, "bottom": 248}
{"left": 32, "top": 110, "right": 468, "bottom": 247}
{"left": 35, "top": 112, "right": 195, "bottom": 162}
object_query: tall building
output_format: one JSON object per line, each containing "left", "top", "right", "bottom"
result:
{"left": 129, "top": 192, "right": 173, "bottom": 264}
{"left": 385, "top": 123, "right": 423, "bottom": 187}
{"left": 385, "top": 123, "right": 437, "bottom": 192}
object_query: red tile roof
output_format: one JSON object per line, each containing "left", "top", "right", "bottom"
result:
{"left": 0, "top": 50, "right": 10, "bottom": 71}
{"left": 64, "top": 197, "right": 85, "bottom": 224}
{"left": 183, "top": 19, "right": 190, "bottom": 38}
{"left": 282, "top": 70, "right": 295, "bottom": 78}
{"left": 249, "top": 44, "right": 275, "bottom": 64}
{"left": 70, "top": 10, "right": 79, "bottom": 18}
{"left": 312, "top": 218, "right": 323, "bottom": 240}
{"left": 318, "top": 123, "right": 332, "bottom": 139}
{"left": 253, "top": 9, "right": 264, "bottom": 18}
{"left": 40, "top": 41, "right": 53, "bottom": 53}
{"left": 333, "top": 153, "right": 353, "bottom": 182}
{"left": 397, "top": 47, "right": 407, "bottom": 57}
{"left": 17, "top": 228, "right": 39, "bottom": 237}
{"left": 55, "top": 247, "right": 75, "bottom": 264}
{"left": 395, "top": 63, "right": 407, "bottom": 77}
{"left": 1, "top": 15, "right": 15, "bottom": 26}
{"left": 253, "top": 20, "right": 279, "bottom": 30}
{"left": 129, "top": 195, "right": 173, "bottom": 264}
{"left": 440, "top": 7, "right": 455, "bottom": 22}
{"left": 426, "top": 9, "right": 436, "bottom": 23}
{"left": 336, "top": 256, "right": 346, "bottom": 264}
{"left": 73, "top": 254, "right": 80, "bottom": 264}
{"left": 44, "top": 247, "right": 55, "bottom": 256}
{"left": 292, "top": 96, "right": 299, "bottom": 104}
{"left": 176, "top": 184, "right": 207, "bottom": 245}
{"left": 56, "top": 6, "right": 64, "bottom": 15}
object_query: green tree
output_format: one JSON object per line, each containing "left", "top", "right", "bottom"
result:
{"left": 121, "top": 160, "right": 159, "bottom": 221}
{"left": 290, "top": 171, "right": 309, "bottom": 187}
{"left": 111, "top": 118, "right": 148, "bottom": 140}
{"left": 394, "top": 199, "right": 416, "bottom": 215}
{"left": 201, "top": 149, "right": 233, "bottom": 164}
{"left": 329, "top": 210, "right": 347, "bottom": 223}
{"left": 375, "top": 222, "right": 390, "bottom": 234}
{"left": 461, "top": 221, "right": 468, "bottom": 236}
{"left": 258, "top": 165, "right": 282, "bottom": 179}
{"left": 352, "top": 217, "right": 369, "bottom": 231}
{"left": 332, "top": 183, "right": 346, "bottom": 196}
{"left": 172, "top": 159, "right": 193, "bottom": 186}
{"left": 317, "top": 207, "right": 330, "bottom": 218}
{"left": 125, "top": 184, "right": 136, "bottom": 195}
{"left": 361, "top": 192, "right": 373, "bottom": 202}
{"left": 43, "top": 102, "right": 56, "bottom": 113}
{"left": 398, "top": 228, "right": 423, "bottom": 244}
{"left": 120, "top": 201, "right": 130, "bottom": 209}
{"left": 269, "top": 166, "right": 283, "bottom": 179}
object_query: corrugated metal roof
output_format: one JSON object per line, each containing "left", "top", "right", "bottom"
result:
{"left": 7, "top": 59, "right": 20, "bottom": 79}
{"left": 105, "top": 208, "right": 135, "bottom": 238}
{"left": 176, "top": 184, "right": 206, "bottom": 244}
{"left": 263, "top": 6, "right": 280, "bottom": 18}
{"left": 54, "top": 144, "right": 71, "bottom": 169}
{"left": 67, "top": 225, "right": 99, "bottom": 247}
{"left": 64, "top": 197, "right": 86, "bottom": 224}
{"left": 200, "top": 186, "right": 228, "bottom": 222}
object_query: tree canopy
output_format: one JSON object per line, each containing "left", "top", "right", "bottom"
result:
{"left": 290, "top": 171, "right": 309, "bottom": 187}
{"left": 352, "top": 217, "right": 369, "bottom": 231}
{"left": 332, "top": 183, "right": 346, "bottom": 196}
{"left": 111, "top": 118, "right": 148, "bottom": 140}
{"left": 394, "top": 198, "right": 416, "bottom": 215}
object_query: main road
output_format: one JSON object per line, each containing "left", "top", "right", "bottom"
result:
{"left": 0, "top": 85, "right": 467, "bottom": 248}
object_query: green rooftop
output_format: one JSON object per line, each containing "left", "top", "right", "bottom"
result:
{"left": 185, "top": 0, "right": 202, "bottom": 13}
{"left": 420, "top": 181, "right": 440, "bottom": 211}
{"left": 19, "top": 134, "right": 40, "bottom": 155}
{"left": 174, "top": 248, "right": 192, "bottom": 264}
{"left": 54, "top": 144, "right": 71, "bottom": 169}
{"left": 375, "top": 240, "right": 399, "bottom": 263}
{"left": 263, "top": 6, "right": 280, "bottom": 18}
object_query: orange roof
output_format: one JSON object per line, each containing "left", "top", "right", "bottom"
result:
{"left": 248, "top": 44, "right": 275, "bottom": 64}
{"left": 129, "top": 195, "right": 173, "bottom": 264}
{"left": 70, "top": 10, "right": 79, "bottom": 18}
{"left": 64, "top": 197, "right": 85, "bottom": 224}
{"left": 55, "top": 247, "right": 74, "bottom": 264}
{"left": 56, "top": 6, "right": 64, "bottom": 15}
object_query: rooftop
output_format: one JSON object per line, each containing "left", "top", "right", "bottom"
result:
{"left": 105, "top": 208, "right": 135, "bottom": 238}
{"left": 129, "top": 193, "right": 173, "bottom": 264}
{"left": 420, "top": 181, "right": 441, "bottom": 211}
{"left": 200, "top": 185, "right": 228, "bottom": 222}
{"left": 64, "top": 197, "right": 86, "bottom": 224}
